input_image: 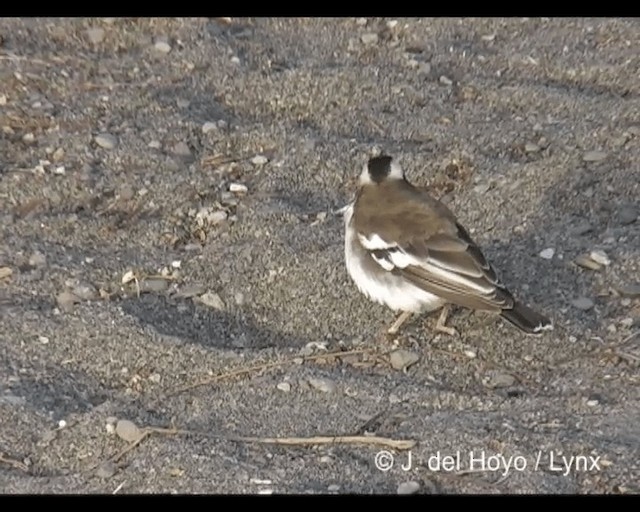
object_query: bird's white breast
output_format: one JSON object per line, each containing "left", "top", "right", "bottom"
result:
{"left": 343, "top": 203, "right": 445, "bottom": 313}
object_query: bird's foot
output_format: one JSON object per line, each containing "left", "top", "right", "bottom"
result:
{"left": 387, "top": 311, "right": 412, "bottom": 336}
{"left": 434, "top": 305, "right": 459, "bottom": 337}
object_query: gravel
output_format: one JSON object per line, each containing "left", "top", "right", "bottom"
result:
{"left": 0, "top": 17, "right": 638, "bottom": 495}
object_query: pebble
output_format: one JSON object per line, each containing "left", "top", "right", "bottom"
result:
{"left": 589, "top": 250, "right": 611, "bottom": 267}
{"left": 397, "top": 481, "right": 421, "bottom": 495}
{"left": 29, "top": 251, "right": 47, "bottom": 267}
{"left": 176, "top": 98, "right": 190, "bottom": 109}
{"left": 572, "top": 221, "right": 593, "bottom": 236}
{"left": 615, "top": 283, "right": 640, "bottom": 298}
{"left": 0, "top": 266, "right": 13, "bottom": 280}
{"left": 72, "top": 283, "right": 98, "bottom": 300}
{"left": 251, "top": 154, "right": 268, "bottom": 166}
{"left": 86, "top": 27, "right": 105, "bottom": 44}
{"left": 418, "top": 62, "right": 432, "bottom": 75}
{"left": 139, "top": 278, "right": 169, "bottom": 294}
{"left": 483, "top": 371, "right": 517, "bottom": 389}
{"left": 328, "top": 484, "right": 340, "bottom": 492}
{"left": 439, "top": 75, "right": 453, "bottom": 86}
{"left": 229, "top": 183, "right": 248, "bottom": 194}
{"left": 276, "top": 382, "right": 291, "bottom": 392}
{"left": 154, "top": 40, "right": 172, "bottom": 53}
{"left": 356, "top": 18, "right": 368, "bottom": 26}
{"left": 148, "top": 140, "right": 162, "bottom": 149}
{"left": 234, "top": 292, "right": 245, "bottom": 305}
{"left": 56, "top": 291, "right": 80, "bottom": 312}
{"left": 95, "top": 133, "right": 118, "bottom": 150}
{"left": 571, "top": 297, "right": 594, "bottom": 311}
{"left": 96, "top": 461, "right": 118, "bottom": 479}
{"left": 524, "top": 142, "right": 540, "bottom": 153}
{"left": 307, "top": 377, "right": 337, "bottom": 393}
{"left": 361, "top": 33, "right": 379, "bottom": 45}
{"left": 172, "top": 141, "right": 192, "bottom": 157}
{"left": 115, "top": 419, "right": 143, "bottom": 442}
{"left": 574, "top": 255, "right": 602, "bottom": 271}
{"left": 618, "top": 205, "right": 637, "bottom": 225}
{"left": 539, "top": 248, "right": 555, "bottom": 260}
{"left": 197, "top": 291, "right": 225, "bottom": 310}
{"left": 202, "top": 121, "right": 217, "bottom": 134}
{"left": 583, "top": 150, "right": 607, "bottom": 162}
{"left": 175, "top": 283, "right": 207, "bottom": 299}
{"left": 389, "top": 349, "right": 420, "bottom": 371}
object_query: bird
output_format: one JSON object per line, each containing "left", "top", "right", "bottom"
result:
{"left": 340, "top": 154, "right": 553, "bottom": 337}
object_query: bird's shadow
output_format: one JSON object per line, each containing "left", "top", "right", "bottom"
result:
{"left": 119, "top": 293, "right": 306, "bottom": 350}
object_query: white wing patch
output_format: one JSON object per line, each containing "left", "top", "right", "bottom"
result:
{"left": 358, "top": 233, "right": 395, "bottom": 250}
{"left": 364, "top": 241, "right": 494, "bottom": 295}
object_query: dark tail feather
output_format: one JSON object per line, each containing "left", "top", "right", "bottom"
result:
{"left": 500, "top": 301, "right": 553, "bottom": 335}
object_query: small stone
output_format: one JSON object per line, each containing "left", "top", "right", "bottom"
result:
{"left": 361, "top": 33, "right": 379, "bottom": 45}
{"left": 524, "top": 142, "right": 540, "bottom": 153}
{"left": 586, "top": 399, "right": 599, "bottom": 407}
{"left": 574, "top": 255, "right": 602, "bottom": 271}
{"left": 356, "top": 18, "right": 368, "bottom": 26}
{"left": 115, "top": 419, "right": 143, "bottom": 442}
{"left": 539, "top": 248, "right": 555, "bottom": 260}
{"left": 276, "top": 382, "right": 291, "bottom": 392}
{"left": 615, "top": 283, "right": 640, "bottom": 298}
{"left": 620, "top": 318, "right": 634, "bottom": 327}
{"left": 121, "top": 270, "right": 136, "bottom": 284}
{"left": 589, "top": 250, "right": 611, "bottom": 267}
{"left": 607, "top": 324, "right": 617, "bottom": 334}
{"left": 571, "top": 297, "right": 594, "bottom": 311}
{"left": 483, "top": 371, "right": 517, "bottom": 389}
{"left": 175, "top": 283, "right": 207, "bottom": 299}
{"left": 22, "top": 132, "right": 36, "bottom": 144}
{"left": 58, "top": 419, "right": 67, "bottom": 429}
{"left": 172, "top": 141, "right": 192, "bottom": 157}
{"left": 389, "top": 349, "right": 420, "bottom": 371}
{"left": 0, "top": 267, "right": 12, "bottom": 280}
{"left": 53, "top": 166, "right": 65, "bottom": 175}
{"left": 439, "top": 75, "right": 453, "bottom": 86}
{"left": 95, "top": 133, "right": 117, "bottom": 150}
{"left": 154, "top": 40, "right": 172, "bottom": 53}
{"left": 583, "top": 150, "right": 607, "bottom": 162}
{"left": 149, "top": 373, "right": 161, "bottom": 383}
{"left": 572, "top": 222, "right": 593, "bottom": 235}
{"left": 148, "top": 140, "right": 161, "bottom": 149}
{"left": 229, "top": 183, "right": 248, "bottom": 194}
{"left": 307, "top": 377, "right": 337, "bottom": 393}
{"left": 234, "top": 292, "right": 245, "bottom": 305}
{"left": 418, "top": 62, "right": 432, "bottom": 75}
{"left": 328, "top": 484, "right": 340, "bottom": 492}
{"left": 197, "top": 291, "right": 225, "bottom": 310}
{"left": 202, "top": 122, "right": 217, "bottom": 134}
{"left": 176, "top": 98, "right": 190, "bottom": 109}
{"left": 397, "top": 481, "right": 421, "bottom": 495}
{"left": 251, "top": 154, "right": 268, "bottom": 166}
{"left": 139, "top": 278, "right": 169, "bottom": 294}
{"left": 86, "top": 27, "right": 105, "bottom": 44}
{"left": 96, "top": 461, "right": 117, "bottom": 479}
{"left": 0, "top": 94, "right": 7, "bottom": 106}
{"left": 72, "top": 283, "right": 97, "bottom": 300}
{"left": 481, "top": 33, "right": 496, "bottom": 42}
{"left": 230, "top": 56, "right": 240, "bottom": 64}
{"left": 29, "top": 251, "right": 47, "bottom": 267}
{"left": 56, "top": 291, "right": 80, "bottom": 312}
{"left": 38, "top": 335, "right": 49, "bottom": 344}
{"left": 618, "top": 206, "right": 637, "bottom": 225}
{"left": 464, "top": 350, "right": 477, "bottom": 358}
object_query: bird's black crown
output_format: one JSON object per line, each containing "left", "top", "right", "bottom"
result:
{"left": 367, "top": 155, "right": 394, "bottom": 183}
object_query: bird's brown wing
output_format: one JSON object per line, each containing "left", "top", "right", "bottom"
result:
{"left": 353, "top": 181, "right": 514, "bottom": 312}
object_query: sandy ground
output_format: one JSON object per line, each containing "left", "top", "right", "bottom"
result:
{"left": 0, "top": 17, "right": 638, "bottom": 494}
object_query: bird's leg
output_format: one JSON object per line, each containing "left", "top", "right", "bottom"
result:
{"left": 434, "top": 305, "right": 458, "bottom": 337}
{"left": 387, "top": 311, "right": 412, "bottom": 335}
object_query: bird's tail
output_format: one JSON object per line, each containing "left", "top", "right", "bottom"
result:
{"left": 500, "top": 301, "right": 553, "bottom": 335}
